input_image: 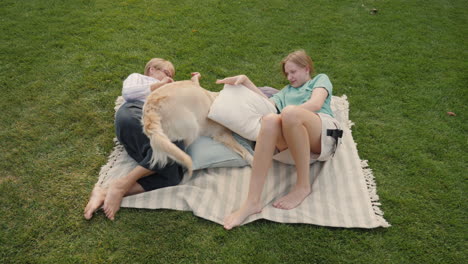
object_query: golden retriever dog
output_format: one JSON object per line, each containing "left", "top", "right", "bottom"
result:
{"left": 142, "top": 80, "right": 253, "bottom": 176}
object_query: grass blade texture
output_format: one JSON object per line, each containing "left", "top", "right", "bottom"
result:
{"left": 0, "top": 0, "right": 466, "bottom": 263}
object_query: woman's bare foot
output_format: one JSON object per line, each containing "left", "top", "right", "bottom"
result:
{"left": 223, "top": 201, "right": 262, "bottom": 230}
{"left": 103, "top": 178, "right": 128, "bottom": 220}
{"left": 84, "top": 185, "right": 106, "bottom": 220}
{"left": 272, "top": 186, "right": 311, "bottom": 210}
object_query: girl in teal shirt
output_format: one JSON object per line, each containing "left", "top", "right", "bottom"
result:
{"left": 217, "top": 50, "right": 341, "bottom": 230}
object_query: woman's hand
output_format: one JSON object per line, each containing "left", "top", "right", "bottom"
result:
{"left": 150, "top": 77, "right": 173, "bottom": 91}
{"left": 216, "top": 75, "right": 249, "bottom": 85}
{"left": 191, "top": 72, "right": 201, "bottom": 79}
{"left": 191, "top": 72, "right": 201, "bottom": 86}
{"left": 191, "top": 72, "right": 201, "bottom": 84}
{"left": 161, "top": 76, "right": 174, "bottom": 84}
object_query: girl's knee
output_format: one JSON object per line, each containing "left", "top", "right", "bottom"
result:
{"left": 261, "top": 114, "right": 281, "bottom": 131}
{"left": 281, "top": 106, "right": 301, "bottom": 126}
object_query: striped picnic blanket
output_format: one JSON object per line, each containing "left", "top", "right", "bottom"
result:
{"left": 96, "top": 95, "right": 390, "bottom": 228}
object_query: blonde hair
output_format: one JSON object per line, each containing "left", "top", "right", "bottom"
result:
{"left": 144, "top": 58, "right": 175, "bottom": 77}
{"left": 280, "top": 50, "right": 314, "bottom": 77}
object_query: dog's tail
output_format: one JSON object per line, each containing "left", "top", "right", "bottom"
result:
{"left": 142, "top": 96, "right": 193, "bottom": 175}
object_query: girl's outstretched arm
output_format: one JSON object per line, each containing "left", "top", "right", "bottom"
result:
{"left": 216, "top": 75, "right": 270, "bottom": 100}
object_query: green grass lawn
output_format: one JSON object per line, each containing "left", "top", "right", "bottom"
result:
{"left": 1, "top": 0, "right": 466, "bottom": 263}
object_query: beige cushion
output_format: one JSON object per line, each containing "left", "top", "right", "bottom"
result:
{"left": 208, "top": 84, "right": 276, "bottom": 141}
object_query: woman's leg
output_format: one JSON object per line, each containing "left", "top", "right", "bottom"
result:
{"left": 103, "top": 165, "right": 153, "bottom": 220}
{"left": 84, "top": 171, "right": 146, "bottom": 220}
{"left": 84, "top": 184, "right": 107, "bottom": 220}
{"left": 84, "top": 102, "right": 184, "bottom": 220}
{"left": 273, "top": 106, "right": 322, "bottom": 210}
{"left": 84, "top": 172, "right": 153, "bottom": 220}
{"left": 85, "top": 102, "right": 153, "bottom": 220}
{"left": 125, "top": 182, "right": 146, "bottom": 196}
{"left": 224, "top": 113, "right": 285, "bottom": 230}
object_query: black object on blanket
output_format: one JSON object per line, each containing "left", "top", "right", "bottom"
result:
{"left": 327, "top": 129, "right": 343, "bottom": 150}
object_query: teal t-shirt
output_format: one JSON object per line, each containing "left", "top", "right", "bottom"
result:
{"left": 271, "top": 73, "right": 334, "bottom": 117}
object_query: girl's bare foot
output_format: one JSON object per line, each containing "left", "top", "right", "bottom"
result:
{"left": 272, "top": 186, "right": 311, "bottom": 210}
{"left": 102, "top": 179, "right": 127, "bottom": 221}
{"left": 223, "top": 201, "right": 262, "bottom": 230}
{"left": 84, "top": 185, "right": 106, "bottom": 220}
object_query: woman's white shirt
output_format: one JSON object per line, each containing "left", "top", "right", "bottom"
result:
{"left": 122, "top": 73, "right": 159, "bottom": 102}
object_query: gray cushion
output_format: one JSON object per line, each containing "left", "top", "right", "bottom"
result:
{"left": 186, "top": 134, "right": 253, "bottom": 170}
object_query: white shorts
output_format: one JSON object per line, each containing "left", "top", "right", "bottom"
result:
{"left": 272, "top": 113, "right": 342, "bottom": 165}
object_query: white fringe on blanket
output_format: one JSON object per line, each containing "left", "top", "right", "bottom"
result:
{"left": 95, "top": 95, "right": 390, "bottom": 228}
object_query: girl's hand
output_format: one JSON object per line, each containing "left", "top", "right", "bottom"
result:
{"left": 215, "top": 74, "right": 269, "bottom": 100}
{"left": 216, "top": 75, "right": 248, "bottom": 85}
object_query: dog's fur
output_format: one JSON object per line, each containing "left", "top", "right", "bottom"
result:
{"left": 142, "top": 80, "right": 253, "bottom": 176}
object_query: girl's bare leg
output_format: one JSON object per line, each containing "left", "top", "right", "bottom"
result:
{"left": 224, "top": 114, "right": 285, "bottom": 230}
{"left": 103, "top": 165, "right": 153, "bottom": 220}
{"left": 273, "top": 106, "right": 322, "bottom": 210}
